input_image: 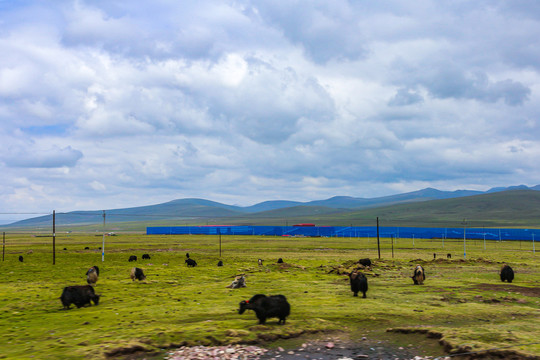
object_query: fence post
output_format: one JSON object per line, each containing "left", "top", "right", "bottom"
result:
{"left": 376, "top": 217, "right": 381, "bottom": 259}
{"left": 462, "top": 219, "right": 467, "bottom": 259}
{"left": 2, "top": 232, "right": 5, "bottom": 261}
{"left": 102, "top": 210, "right": 105, "bottom": 262}
{"left": 52, "top": 210, "right": 56, "bottom": 265}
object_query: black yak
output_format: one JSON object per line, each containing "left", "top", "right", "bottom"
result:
{"left": 60, "top": 285, "right": 100, "bottom": 309}
{"left": 185, "top": 258, "right": 197, "bottom": 267}
{"left": 412, "top": 264, "right": 425, "bottom": 285}
{"left": 18, "top": 255, "right": 23, "bottom": 262}
{"left": 433, "top": 253, "right": 437, "bottom": 259}
{"left": 142, "top": 254, "right": 151, "bottom": 260}
{"left": 238, "top": 294, "right": 290, "bottom": 325}
{"left": 84, "top": 247, "right": 89, "bottom": 250}
{"left": 500, "top": 264, "right": 514, "bottom": 283}
{"left": 277, "top": 258, "right": 284, "bottom": 264}
{"left": 349, "top": 270, "right": 368, "bottom": 298}
{"left": 358, "top": 258, "right": 372, "bottom": 268}
{"left": 130, "top": 267, "right": 146, "bottom": 281}
{"left": 86, "top": 266, "right": 99, "bottom": 285}
{"left": 258, "top": 259, "right": 263, "bottom": 266}
{"left": 217, "top": 260, "right": 224, "bottom": 266}
{"left": 128, "top": 255, "right": 137, "bottom": 262}
{"left": 227, "top": 275, "right": 246, "bottom": 289}
{"left": 447, "top": 253, "right": 452, "bottom": 259}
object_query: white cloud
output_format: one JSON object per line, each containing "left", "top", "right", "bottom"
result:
{"left": 3, "top": 145, "right": 83, "bottom": 168}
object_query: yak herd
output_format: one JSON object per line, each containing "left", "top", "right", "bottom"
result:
{"left": 54, "top": 251, "right": 516, "bottom": 326}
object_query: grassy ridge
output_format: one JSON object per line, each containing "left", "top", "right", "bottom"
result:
{"left": 4, "top": 190, "right": 540, "bottom": 232}
{"left": 0, "top": 234, "right": 538, "bottom": 359}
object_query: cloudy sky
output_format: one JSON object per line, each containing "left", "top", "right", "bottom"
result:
{"left": 1, "top": 0, "right": 539, "bottom": 222}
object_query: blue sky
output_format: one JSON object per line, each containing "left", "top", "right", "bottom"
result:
{"left": 1, "top": 1, "right": 539, "bottom": 222}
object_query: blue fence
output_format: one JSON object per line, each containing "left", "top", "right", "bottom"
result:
{"left": 147, "top": 225, "right": 540, "bottom": 241}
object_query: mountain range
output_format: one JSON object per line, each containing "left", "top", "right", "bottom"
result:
{"left": 4, "top": 184, "right": 540, "bottom": 229}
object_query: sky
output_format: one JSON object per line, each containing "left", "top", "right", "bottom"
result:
{"left": 1, "top": 1, "right": 540, "bottom": 223}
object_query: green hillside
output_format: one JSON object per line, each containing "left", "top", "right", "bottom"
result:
{"left": 315, "top": 189, "right": 540, "bottom": 228}
{"left": 3, "top": 189, "right": 540, "bottom": 233}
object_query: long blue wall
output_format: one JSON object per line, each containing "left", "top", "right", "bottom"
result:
{"left": 147, "top": 225, "right": 540, "bottom": 241}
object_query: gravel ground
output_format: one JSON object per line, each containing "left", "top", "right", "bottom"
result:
{"left": 165, "top": 341, "right": 451, "bottom": 360}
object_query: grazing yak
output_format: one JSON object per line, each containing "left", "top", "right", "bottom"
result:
{"left": 142, "top": 254, "right": 151, "bottom": 260}
{"left": 185, "top": 258, "right": 197, "bottom": 267}
{"left": 128, "top": 255, "right": 137, "bottom": 262}
{"left": 358, "top": 258, "right": 372, "bottom": 268}
{"left": 217, "top": 260, "right": 224, "bottom": 267}
{"left": 277, "top": 258, "right": 284, "bottom": 264}
{"left": 433, "top": 253, "right": 437, "bottom": 259}
{"left": 258, "top": 259, "right": 263, "bottom": 266}
{"left": 18, "top": 255, "right": 23, "bottom": 262}
{"left": 130, "top": 267, "right": 146, "bottom": 281}
{"left": 447, "top": 253, "right": 452, "bottom": 259}
{"left": 84, "top": 247, "right": 89, "bottom": 250}
{"left": 60, "top": 285, "right": 100, "bottom": 309}
{"left": 238, "top": 294, "right": 290, "bottom": 325}
{"left": 86, "top": 266, "right": 99, "bottom": 285}
{"left": 349, "top": 270, "right": 368, "bottom": 298}
{"left": 412, "top": 265, "right": 425, "bottom": 285}
{"left": 500, "top": 264, "right": 514, "bottom": 283}
{"left": 227, "top": 275, "right": 246, "bottom": 289}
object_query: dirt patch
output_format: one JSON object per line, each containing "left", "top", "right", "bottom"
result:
{"left": 471, "top": 283, "right": 540, "bottom": 297}
{"left": 325, "top": 260, "right": 376, "bottom": 276}
{"left": 270, "top": 262, "right": 306, "bottom": 270}
{"left": 386, "top": 328, "right": 540, "bottom": 360}
{"left": 105, "top": 344, "right": 154, "bottom": 358}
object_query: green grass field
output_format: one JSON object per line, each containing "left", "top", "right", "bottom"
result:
{"left": 0, "top": 233, "right": 538, "bottom": 359}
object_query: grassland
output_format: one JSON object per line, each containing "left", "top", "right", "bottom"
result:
{"left": 0, "top": 233, "right": 538, "bottom": 359}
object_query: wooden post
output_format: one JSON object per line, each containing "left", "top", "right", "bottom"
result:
{"left": 2, "top": 232, "right": 5, "bottom": 261}
{"left": 102, "top": 211, "right": 106, "bottom": 262}
{"left": 53, "top": 210, "right": 56, "bottom": 265}
{"left": 462, "top": 219, "right": 467, "bottom": 259}
{"left": 391, "top": 234, "right": 394, "bottom": 258}
{"left": 377, "top": 217, "right": 381, "bottom": 259}
{"left": 218, "top": 228, "right": 222, "bottom": 257}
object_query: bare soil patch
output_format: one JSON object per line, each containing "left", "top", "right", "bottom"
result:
{"left": 471, "top": 283, "right": 540, "bottom": 297}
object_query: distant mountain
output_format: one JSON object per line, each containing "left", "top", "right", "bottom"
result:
{"left": 486, "top": 184, "right": 532, "bottom": 193}
{"left": 8, "top": 199, "right": 245, "bottom": 228}
{"left": 325, "top": 189, "right": 540, "bottom": 228}
{"left": 303, "top": 188, "right": 484, "bottom": 209}
{"left": 3, "top": 185, "right": 539, "bottom": 228}
{"left": 242, "top": 200, "right": 303, "bottom": 213}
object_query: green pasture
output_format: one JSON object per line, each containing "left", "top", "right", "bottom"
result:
{"left": 0, "top": 233, "right": 538, "bottom": 359}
